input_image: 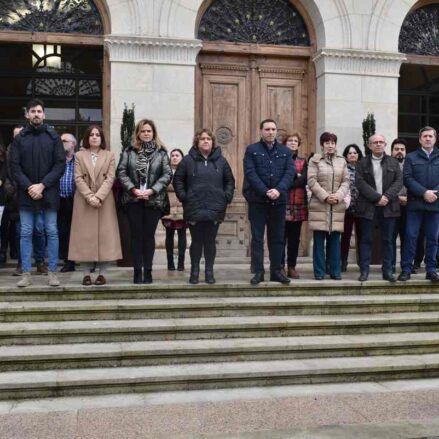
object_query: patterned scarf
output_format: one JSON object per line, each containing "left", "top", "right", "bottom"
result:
{"left": 136, "top": 140, "right": 157, "bottom": 186}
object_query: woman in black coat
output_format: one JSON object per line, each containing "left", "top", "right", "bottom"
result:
{"left": 174, "top": 129, "right": 235, "bottom": 284}
{"left": 117, "top": 119, "right": 172, "bottom": 284}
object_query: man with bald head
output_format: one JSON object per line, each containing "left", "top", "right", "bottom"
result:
{"left": 58, "top": 132, "right": 77, "bottom": 272}
{"left": 355, "top": 134, "right": 403, "bottom": 282}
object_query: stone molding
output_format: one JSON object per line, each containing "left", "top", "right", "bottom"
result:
{"left": 313, "top": 48, "right": 407, "bottom": 78}
{"left": 104, "top": 35, "right": 203, "bottom": 66}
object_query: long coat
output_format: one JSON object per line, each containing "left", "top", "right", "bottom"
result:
{"left": 355, "top": 154, "right": 403, "bottom": 220}
{"left": 68, "top": 149, "right": 122, "bottom": 262}
{"left": 307, "top": 153, "right": 350, "bottom": 233}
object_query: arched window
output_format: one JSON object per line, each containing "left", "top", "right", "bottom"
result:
{"left": 398, "top": 3, "right": 439, "bottom": 148}
{"left": 399, "top": 4, "right": 439, "bottom": 56}
{"left": 198, "top": 0, "right": 310, "bottom": 46}
{"left": 0, "top": 0, "right": 103, "bottom": 35}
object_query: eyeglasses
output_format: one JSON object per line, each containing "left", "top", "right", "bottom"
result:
{"left": 371, "top": 141, "right": 385, "bottom": 145}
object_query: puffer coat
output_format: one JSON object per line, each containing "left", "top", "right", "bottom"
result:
{"left": 307, "top": 153, "right": 350, "bottom": 233}
{"left": 173, "top": 146, "right": 235, "bottom": 223}
{"left": 116, "top": 146, "right": 172, "bottom": 212}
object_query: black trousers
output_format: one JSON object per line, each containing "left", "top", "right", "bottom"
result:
{"left": 189, "top": 221, "right": 219, "bottom": 271}
{"left": 249, "top": 202, "right": 286, "bottom": 274}
{"left": 165, "top": 227, "right": 187, "bottom": 258}
{"left": 281, "top": 220, "right": 303, "bottom": 268}
{"left": 57, "top": 197, "right": 74, "bottom": 262}
{"left": 127, "top": 203, "right": 162, "bottom": 270}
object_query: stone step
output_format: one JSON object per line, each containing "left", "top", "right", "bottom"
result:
{"left": 2, "top": 312, "right": 439, "bottom": 345}
{"left": 2, "top": 294, "right": 439, "bottom": 321}
{"left": 0, "top": 280, "right": 436, "bottom": 302}
{"left": 2, "top": 353, "right": 439, "bottom": 399}
{"left": 2, "top": 332, "right": 439, "bottom": 372}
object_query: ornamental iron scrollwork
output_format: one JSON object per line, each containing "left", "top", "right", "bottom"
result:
{"left": 198, "top": 0, "right": 310, "bottom": 46}
{"left": 399, "top": 4, "right": 439, "bottom": 56}
{"left": 0, "top": 0, "right": 103, "bottom": 34}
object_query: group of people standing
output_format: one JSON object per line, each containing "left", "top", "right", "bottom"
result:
{"left": 4, "top": 98, "right": 439, "bottom": 287}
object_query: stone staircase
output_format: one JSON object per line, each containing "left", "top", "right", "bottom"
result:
{"left": 1, "top": 280, "right": 439, "bottom": 400}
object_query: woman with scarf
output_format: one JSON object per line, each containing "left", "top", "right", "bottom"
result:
{"left": 307, "top": 132, "right": 350, "bottom": 280}
{"left": 174, "top": 129, "right": 235, "bottom": 284}
{"left": 279, "top": 131, "right": 308, "bottom": 279}
{"left": 117, "top": 119, "right": 172, "bottom": 284}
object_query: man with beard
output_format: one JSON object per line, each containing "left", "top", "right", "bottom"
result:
{"left": 391, "top": 138, "right": 408, "bottom": 273}
{"left": 9, "top": 99, "right": 65, "bottom": 287}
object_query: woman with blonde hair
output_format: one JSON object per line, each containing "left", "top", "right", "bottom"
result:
{"left": 117, "top": 119, "right": 172, "bottom": 284}
{"left": 68, "top": 125, "right": 122, "bottom": 285}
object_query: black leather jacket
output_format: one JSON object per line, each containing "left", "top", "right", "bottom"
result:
{"left": 116, "top": 146, "right": 172, "bottom": 212}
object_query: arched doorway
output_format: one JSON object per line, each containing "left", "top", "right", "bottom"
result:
{"left": 195, "top": 0, "right": 315, "bottom": 256}
{"left": 398, "top": 2, "right": 439, "bottom": 151}
{"left": 0, "top": 0, "right": 108, "bottom": 147}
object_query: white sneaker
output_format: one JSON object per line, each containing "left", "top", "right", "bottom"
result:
{"left": 17, "top": 272, "right": 31, "bottom": 287}
{"left": 48, "top": 272, "right": 60, "bottom": 287}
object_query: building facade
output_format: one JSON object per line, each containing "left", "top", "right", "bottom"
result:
{"left": 0, "top": 0, "right": 437, "bottom": 255}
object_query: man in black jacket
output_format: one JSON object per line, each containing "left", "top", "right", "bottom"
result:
{"left": 355, "top": 134, "right": 403, "bottom": 282}
{"left": 9, "top": 99, "right": 66, "bottom": 287}
{"left": 243, "top": 119, "right": 295, "bottom": 285}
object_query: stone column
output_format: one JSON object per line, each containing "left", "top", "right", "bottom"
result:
{"left": 105, "top": 35, "right": 202, "bottom": 157}
{"left": 313, "top": 48, "right": 406, "bottom": 153}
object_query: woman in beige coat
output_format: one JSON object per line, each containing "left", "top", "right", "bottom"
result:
{"left": 308, "top": 132, "right": 349, "bottom": 280}
{"left": 68, "top": 125, "right": 122, "bottom": 285}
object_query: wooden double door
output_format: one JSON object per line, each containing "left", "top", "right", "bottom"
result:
{"left": 196, "top": 44, "right": 313, "bottom": 257}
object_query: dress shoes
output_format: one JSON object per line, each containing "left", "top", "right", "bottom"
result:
{"left": 60, "top": 262, "right": 75, "bottom": 273}
{"left": 287, "top": 267, "right": 300, "bottom": 279}
{"left": 358, "top": 272, "right": 368, "bottom": 282}
{"left": 426, "top": 271, "right": 439, "bottom": 282}
{"left": 133, "top": 268, "right": 142, "bottom": 284}
{"left": 398, "top": 271, "right": 411, "bottom": 281}
{"left": 250, "top": 272, "right": 264, "bottom": 285}
{"left": 314, "top": 275, "right": 324, "bottom": 280}
{"left": 330, "top": 275, "right": 342, "bottom": 280}
{"left": 82, "top": 275, "right": 92, "bottom": 286}
{"left": 383, "top": 272, "right": 396, "bottom": 283}
{"left": 270, "top": 270, "right": 291, "bottom": 284}
{"left": 94, "top": 275, "right": 106, "bottom": 285}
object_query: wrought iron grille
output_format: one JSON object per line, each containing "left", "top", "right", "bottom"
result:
{"left": 399, "top": 4, "right": 439, "bottom": 56}
{"left": 198, "top": 0, "right": 310, "bottom": 46}
{"left": 0, "top": 0, "right": 103, "bottom": 34}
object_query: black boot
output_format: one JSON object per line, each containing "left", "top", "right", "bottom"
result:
{"left": 133, "top": 268, "right": 142, "bottom": 284}
{"left": 341, "top": 259, "right": 348, "bottom": 272}
{"left": 205, "top": 269, "right": 215, "bottom": 284}
{"left": 189, "top": 265, "right": 199, "bottom": 284}
{"left": 167, "top": 253, "right": 175, "bottom": 271}
{"left": 0, "top": 249, "right": 6, "bottom": 264}
{"left": 143, "top": 269, "right": 152, "bottom": 284}
{"left": 177, "top": 254, "right": 185, "bottom": 271}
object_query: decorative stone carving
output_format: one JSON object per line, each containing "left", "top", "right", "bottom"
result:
{"left": 216, "top": 126, "right": 233, "bottom": 145}
{"left": 197, "top": 0, "right": 309, "bottom": 46}
{"left": 0, "top": 0, "right": 103, "bottom": 34}
{"left": 313, "top": 48, "right": 406, "bottom": 78}
{"left": 399, "top": 4, "right": 439, "bottom": 56}
{"left": 104, "top": 35, "right": 203, "bottom": 66}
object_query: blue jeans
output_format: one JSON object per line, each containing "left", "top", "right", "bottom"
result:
{"left": 15, "top": 220, "right": 46, "bottom": 265}
{"left": 19, "top": 209, "right": 58, "bottom": 273}
{"left": 313, "top": 231, "right": 341, "bottom": 278}
{"left": 359, "top": 208, "right": 396, "bottom": 275}
{"left": 401, "top": 211, "right": 439, "bottom": 273}
{"left": 249, "top": 203, "right": 286, "bottom": 274}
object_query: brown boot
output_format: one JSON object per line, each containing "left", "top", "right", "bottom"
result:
{"left": 36, "top": 262, "right": 48, "bottom": 275}
{"left": 288, "top": 267, "right": 300, "bottom": 279}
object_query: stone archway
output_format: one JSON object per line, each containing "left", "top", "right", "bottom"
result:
{"left": 194, "top": 0, "right": 316, "bottom": 257}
